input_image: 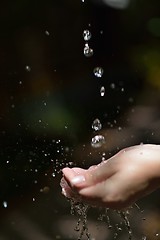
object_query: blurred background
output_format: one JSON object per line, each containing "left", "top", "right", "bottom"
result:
{"left": 0, "top": 0, "right": 160, "bottom": 239}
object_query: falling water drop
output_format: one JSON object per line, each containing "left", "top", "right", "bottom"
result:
{"left": 100, "top": 86, "right": 105, "bottom": 96}
{"left": 92, "top": 118, "right": 102, "bottom": 131}
{"left": 91, "top": 135, "right": 105, "bottom": 148}
{"left": 84, "top": 43, "right": 93, "bottom": 57}
{"left": 93, "top": 67, "right": 104, "bottom": 78}
{"left": 83, "top": 30, "right": 92, "bottom": 41}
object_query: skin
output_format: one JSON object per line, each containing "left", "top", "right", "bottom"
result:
{"left": 61, "top": 144, "right": 160, "bottom": 209}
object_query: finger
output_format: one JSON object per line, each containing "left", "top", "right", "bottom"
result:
{"left": 78, "top": 171, "right": 136, "bottom": 209}
{"left": 62, "top": 152, "right": 119, "bottom": 190}
{"left": 77, "top": 179, "right": 121, "bottom": 209}
{"left": 70, "top": 155, "right": 118, "bottom": 188}
{"left": 72, "top": 167, "right": 87, "bottom": 175}
{"left": 62, "top": 168, "right": 78, "bottom": 187}
{"left": 62, "top": 167, "right": 87, "bottom": 190}
{"left": 62, "top": 167, "right": 86, "bottom": 179}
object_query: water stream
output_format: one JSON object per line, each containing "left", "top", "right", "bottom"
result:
{"left": 68, "top": 199, "right": 144, "bottom": 240}
{"left": 62, "top": 2, "right": 149, "bottom": 240}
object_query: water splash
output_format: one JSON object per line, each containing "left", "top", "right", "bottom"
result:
{"left": 101, "top": 208, "right": 113, "bottom": 229}
{"left": 69, "top": 200, "right": 142, "bottom": 240}
{"left": 117, "top": 210, "right": 132, "bottom": 240}
{"left": 70, "top": 199, "right": 91, "bottom": 240}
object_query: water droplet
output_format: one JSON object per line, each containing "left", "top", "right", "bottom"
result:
{"left": 93, "top": 67, "right": 104, "bottom": 78}
{"left": 45, "top": 30, "right": 50, "bottom": 36}
{"left": 40, "top": 186, "right": 50, "bottom": 193}
{"left": 121, "top": 87, "right": 124, "bottom": 92}
{"left": 52, "top": 173, "right": 56, "bottom": 177}
{"left": 100, "top": 86, "right": 105, "bottom": 96}
{"left": 3, "top": 201, "right": 8, "bottom": 208}
{"left": 118, "top": 127, "right": 122, "bottom": 131}
{"left": 83, "top": 30, "right": 92, "bottom": 41}
{"left": 25, "top": 65, "right": 31, "bottom": 72}
{"left": 91, "top": 135, "right": 105, "bottom": 148}
{"left": 142, "top": 236, "right": 147, "bottom": 240}
{"left": 92, "top": 118, "right": 102, "bottom": 131}
{"left": 84, "top": 43, "right": 93, "bottom": 57}
{"left": 110, "top": 83, "right": 115, "bottom": 89}
{"left": 65, "top": 147, "right": 69, "bottom": 152}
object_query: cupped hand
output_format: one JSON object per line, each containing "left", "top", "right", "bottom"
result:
{"left": 61, "top": 144, "right": 160, "bottom": 209}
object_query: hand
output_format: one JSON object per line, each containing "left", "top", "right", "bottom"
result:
{"left": 61, "top": 144, "right": 160, "bottom": 209}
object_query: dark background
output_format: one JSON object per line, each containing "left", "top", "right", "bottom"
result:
{"left": 0, "top": 0, "right": 160, "bottom": 239}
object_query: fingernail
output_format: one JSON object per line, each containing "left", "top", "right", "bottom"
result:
{"left": 71, "top": 175, "right": 85, "bottom": 185}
